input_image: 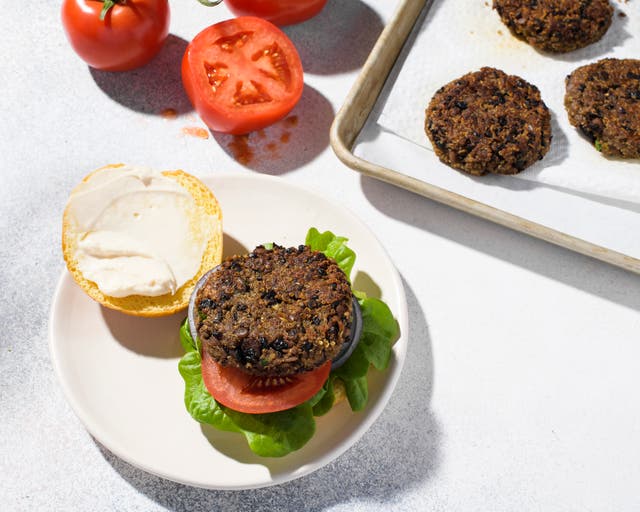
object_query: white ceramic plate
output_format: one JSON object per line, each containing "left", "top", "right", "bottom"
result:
{"left": 49, "top": 173, "right": 408, "bottom": 490}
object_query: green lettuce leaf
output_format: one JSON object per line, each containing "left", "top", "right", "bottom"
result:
{"left": 333, "top": 344, "right": 370, "bottom": 411}
{"left": 178, "top": 350, "right": 240, "bottom": 433}
{"left": 330, "top": 290, "right": 398, "bottom": 410}
{"left": 357, "top": 296, "right": 398, "bottom": 371}
{"left": 307, "top": 381, "right": 329, "bottom": 409}
{"left": 179, "top": 318, "right": 198, "bottom": 353}
{"left": 306, "top": 227, "right": 356, "bottom": 281}
{"left": 311, "top": 376, "right": 336, "bottom": 416}
{"left": 341, "top": 375, "right": 369, "bottom": 412}
{"left": 224, "top": 404, "right": 316, "bottom": 457}
{"left": 178, "top": 319, "right": 316, "bottom": 456}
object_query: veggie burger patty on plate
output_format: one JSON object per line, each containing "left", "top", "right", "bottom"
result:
{"left": 195, "top": 244, "right": 354, "bottom": 376}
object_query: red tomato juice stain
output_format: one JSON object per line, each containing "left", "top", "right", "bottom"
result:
{"left": 161, "top": 108, "right": 177, "bottom": 119}
{"left": 227, "top": 117, "right": 297, "bottom": 164}
{"left": 229, "top": 135, "right": 254, "bottom": 165}
{"left": 284, "top": 115, "right": 298, "bottom": 127}
{"left": 182, "top": 126, "right": 210, "bottom": 139}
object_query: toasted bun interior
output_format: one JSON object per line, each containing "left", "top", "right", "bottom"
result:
{"left": 62, "top": 164, "right": 223, "bottom": 317}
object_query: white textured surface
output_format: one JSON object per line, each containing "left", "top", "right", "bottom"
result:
{"left": 2, "top": 1, "right": 640, "bottom": 511}
{"left": 379, "top": 0, "right": 640, "bottom": 204}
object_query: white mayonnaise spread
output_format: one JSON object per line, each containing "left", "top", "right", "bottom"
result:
{"left": 66, "top": 165, "right": 214, "bottom": 297}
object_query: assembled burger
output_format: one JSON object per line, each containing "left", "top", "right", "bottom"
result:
{"left": 178, "top": 228, "right": 398, "bottom": 457}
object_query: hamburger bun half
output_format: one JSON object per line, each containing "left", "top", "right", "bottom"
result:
{"left": 62, "top": 164, "right": 223, "bottom": 317}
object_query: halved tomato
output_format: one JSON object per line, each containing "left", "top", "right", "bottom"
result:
{"left": 201, "top": 350, "right": 331, "bottom": 414}
{"left": 181, "top": 16, "right": 304, "bottom": 134}
{"left": 225, "top": 0, "right": 328, "bottom": 26}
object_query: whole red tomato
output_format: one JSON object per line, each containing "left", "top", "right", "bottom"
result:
{"left": 182, "top": 16, "right": 304, "bottom": 134}
{"left": 225, "top": 0, "right": 328, "bottom": 26}
{"left": 61, "top": 0, "right": 170, "bottom": 71}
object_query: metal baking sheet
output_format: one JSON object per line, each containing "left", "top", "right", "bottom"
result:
{"left": 330, "top": 0, "right": 640, "bottom": 274}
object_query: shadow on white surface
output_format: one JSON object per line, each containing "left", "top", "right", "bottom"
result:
{"left": 353, "top": 270, "right": 383, "bottom": 300}
{"left": 221, "top": 233, "right": 250, "bottom": 259}
{"left": 284, "top": 0, "right": 385, "bottom": 75}
{"left": 212, "top": 85, "right": 334, "bottom": 174}
{"left": 96, "top": 275, "right": 442, "bottom": 508}
{"left": 102, "top": 308, "right": 185, "bottom": 359}
{"left": 89, "top": 34, "right": 193, "bottom": 116}
{"left": 360, "top": 175, "right": 640, "bottom": 312}
{"left": 521, "top": 115, "right": 640, "bottom": 213}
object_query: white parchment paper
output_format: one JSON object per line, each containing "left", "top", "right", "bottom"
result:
{"left": 377, "top": 0, "right": 640, "bottom": 205}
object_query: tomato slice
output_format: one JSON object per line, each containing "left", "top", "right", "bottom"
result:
{"left": 201, "top": 349, "right": 331, "bottom": 414}
{"left": 181, "top": 17, "right": 304, "bottom": 134}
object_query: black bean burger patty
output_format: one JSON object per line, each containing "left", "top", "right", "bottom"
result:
{"left": 565, "top": 58, "right": 640, "bottom": 159}
{"left": 493, "top": 0, "right": 614, "bottom": 53}
{"left": 195, "top": 244, "right": 353, "bottom": 376}
{"left": 425, "top": 67, "right": 552, "bottom": 176}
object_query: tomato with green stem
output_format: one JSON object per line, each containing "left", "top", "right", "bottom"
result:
{"left": 182, "top": 16, "right": 304, "bottom": 134}
{"left": 61, "top": 0, "right": 170, "bottom": 71}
